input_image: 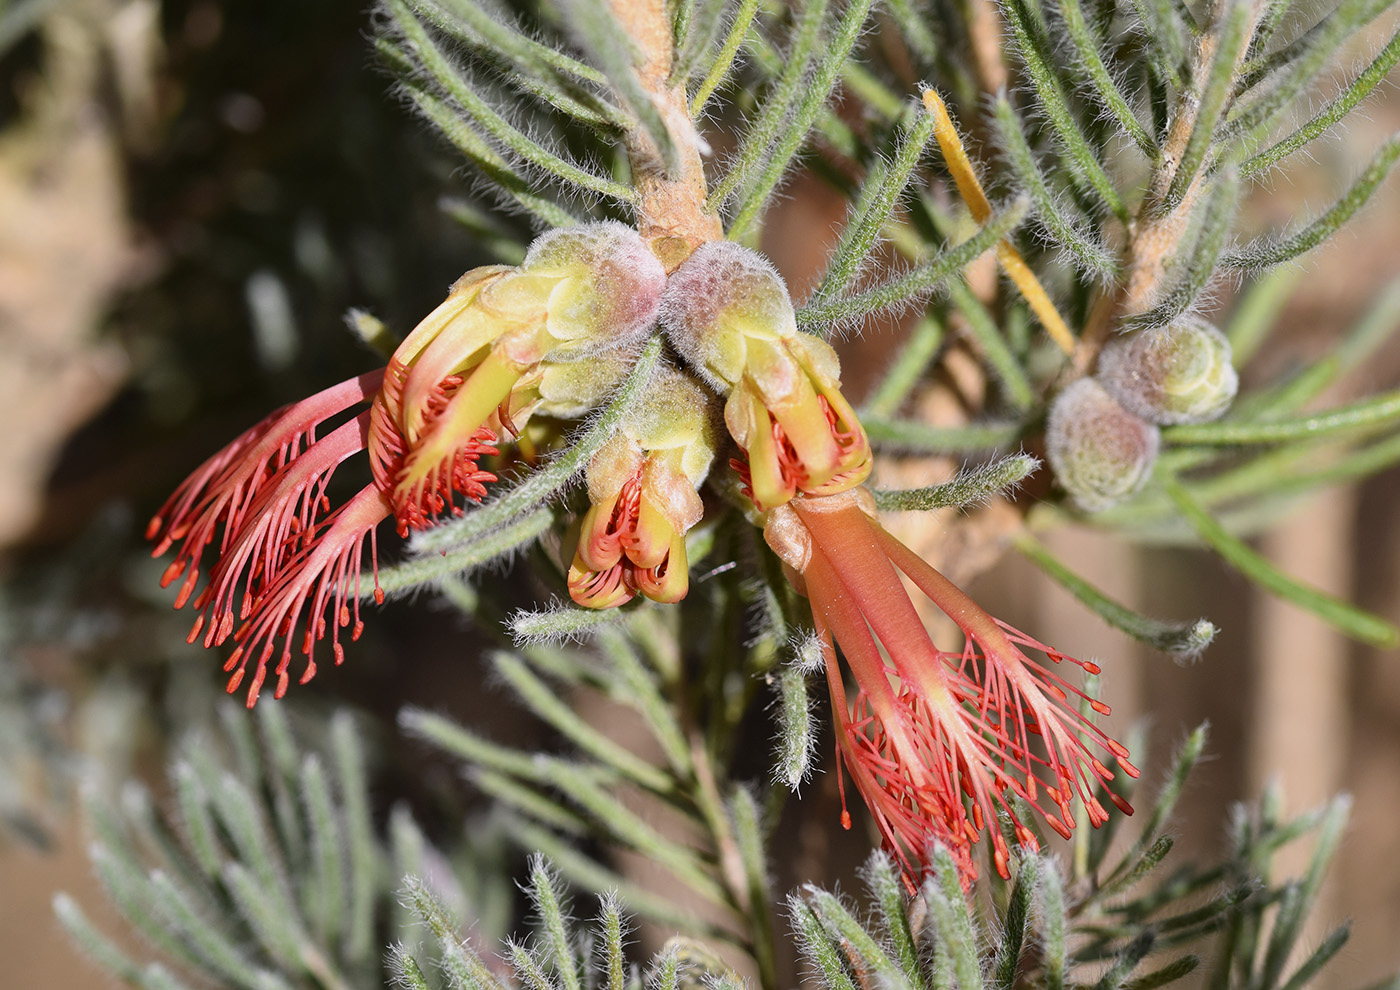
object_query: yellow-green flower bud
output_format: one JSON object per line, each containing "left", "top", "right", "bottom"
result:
{"left": 375, "top": 223, "right": 665, "bottom": 535}
{"left": 660, "top": 242, "right": 871, "bottom": 511}
{"left": 569, "top": 368, "right": 719, "bottom": 608}
{"left": 1097, "top": 318, "right": 1238, "bottom": 425}
{"left": 516, "top": 220, "right": 668, "bottom": 357}
{"left": 1046, "top": 379, "right": 1159, "bottom": 512}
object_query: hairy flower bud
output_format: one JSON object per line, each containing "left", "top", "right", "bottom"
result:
{"left": 660, "top": 242, "right": 871, "bottom": 511}
{"left": 1046, "top": 378, "right": 1160, "bottom": 512}
{"left": 569, "top": 367, "right": 718, "bottom": 608}
{"left": 517, "top": 221, "right": 668, "bottom": 357}
{"left": 1097, "top": 318, "right": 1238, "bottom": 425}
{"left": 373, "top": 223, "right": 666, "bottom": 535}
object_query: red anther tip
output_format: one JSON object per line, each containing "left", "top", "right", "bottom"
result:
{"left": 1090, "top": 699, "right": 1111, "bottom": 715}
{"left": 216, "top": 610, "right": 234, "bottom": 644}
{"left": 160, "top": 559, "right": 186, "bottom": 589}
{"left": 1082, "top": 660, "right": 1101, "bottom": 674}
{"left": 186, "top": 615, "right": 204, "bottom": 644}
{"left": 334, "top": 643, "right": 345, "bottom": 664}
{"left": 374, "top": 589, "right": 385, "bottom": 605}
{"left": 840, "top": 810, "right": 852, "bottom": 830}
{"left": 145, "top": 516, "right": 163, "bottom": 540}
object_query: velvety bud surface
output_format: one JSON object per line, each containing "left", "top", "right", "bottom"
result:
{"left": 1047, "top": 378, "right": 1160, "bottom": 512}
{"left": 1098, "top": 318, "right": 1238, "bottom": 425}
{"left": 521, "top": 221, "right": 667, "bottom": 355}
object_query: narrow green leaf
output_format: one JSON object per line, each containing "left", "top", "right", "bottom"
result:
{"left": 1165, "top": 388, "right": 1400, "bottom": 445}
{"left": 1056, "top": 0, "right": 1158, "bottom": 158}
{"left": 1038, "top": 865, "right": 1068, "bottom": 990}
{"left": 1259, "top": 797, "right": 1351, "bottom": 990}
{"left": 1094, "top": 932, "right": 1156, "bottom": 990}
{"left": 1163, "top": 474, "right": 1399, "bottom": 646}
{"left": 1278, "top": 924, "right": 1350, "bottom": 990}
{"left": 404, "top": 875, "right": 503, "bottom": 990}
{"left": 544, "top": 763, "right": 730, "bottom": 906}
{"left": 558, "top": 0, "right": 679, "bottom": 176}
{"left": 330, "top": 712, "right": 377, "bottom": 966}
{"left": 729, "top": 786, "right": 778, "bottom": 989}
{"left": 797, "top": 197, "right": 1029, "bottom": 328}
{"left": 1227, "top": 267, "right": 1297, "bottom": 367}
{"left": 472, "top": 768, "right": 592, "bottom": 835}
{"left": 789, "top": 899, "right": 859, "bottom": 990}
{"left": 812, "top": 107, "right": 938, "bottom": 302}
{"left": 492, "top": 651, "right": 675, "bottom": 795}
{"left": 299, "top": 754, "right": 346, "bottom": 946}
{"left": 412, "top": 0, "right": 605, "bottom": 85}
{"left": 378, "top": 507, "right": 554, "bottom": 593}
{"left": 875, "top": 454, "right": 1040, "bottom": 512}
{"left": 881, "top": 0, "right": 937, "bottom": 62}
{"left": 388, "top": 945, "right": 437, "bottom": 990}
{"left": 726, "top": 0, "right": 879, "bottom": 238}
{"left": 1015, "top": 533, "right": 1217, "bottom": 659}
{"left": 690, "top": 0, "right": 761, "bottom": 115}
{"left": 1121, "top": 955, "right": 1199, "bottom": 990}
{"left": 863, "top": 416, "right": 1026, "bottom": 453}
{"left": 708, "top": 0, "right": 831, "bottom": 209}
{"left": 504, "top": 818, "right": 728, "bottom": 938}
{"left": 993, "top": 858, "right": 1037, "bottom": 990}
{"left": 774, "top": 666, "right": 815, "bottom": 791}
{"left": 386, "top": 1, "right": 635, "bottom": 201}
{"left": 805, "top": 886, "right": 911, "bottom": 989}
{"left": 1002, "top": 0, "right": 1128, "bottom": 221}
{"left": 1228, "top": 0, "right": 1393, "bottom": 149}
{"left": 989, "top": 96, "right": 1118, "bottom": 277}
{"left": 947, "top": 276, "right": 1036, "bottom": 411}
{"left": 401, "top": 708, "right": 554, "bottom": 783}
{"left": 1162, "top": 0, "right": 1252, "bottom": 211}
{"left": 509, "top": 601, "right": 636, "bottom": 646}
{"left": 53, "top": 893, "right": 145, "bottom": 986}
{"left": 394, "top": 73, "right": 580, "bottom": 227}
{"left": 863, "top": 854, "right": 922, "bottom": 990}
{"left": 403, "top": 0, "right": 623, "bottom": 130}
{"left": 1241, "top": 27, "right": 1400, "bottom": 178}
{"left": 527, "top": 857, "right": 582, "bottom": 990}
{"left": 1223, "top": 134, "right": 1400, "bottom": 270}
{"left": 926, "top": 846, "right": 984, "bottom": 990}
{"left": 1097, "top": 835, "right": 1175, "bottom": 900}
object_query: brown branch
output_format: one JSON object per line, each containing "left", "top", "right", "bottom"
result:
{"left": 607, "top": 0, "right": 722, "bottom": 271}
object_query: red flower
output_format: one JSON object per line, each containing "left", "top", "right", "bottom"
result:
{"left": 766, "top": 488, "right": 1137, "bottom": 886}
{"left": 149, "top": 224, "right": 666, "bottom": 705}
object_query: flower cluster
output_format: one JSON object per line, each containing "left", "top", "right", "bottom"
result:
{"left": 1048, "top": 318, "right": 1239, "bottom": 511}
{"left": 150, "top": 222, "right": 664, "bottom": 705}
{"left": 152, "top": 225, "right": 1135, "bottom": 887}
{"left": 568, "top": 367, "right": 717, "bottom": 608}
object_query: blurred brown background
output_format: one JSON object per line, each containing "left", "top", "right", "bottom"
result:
{"left": 1, "top": 0, "right": 1398, "bottom": 987}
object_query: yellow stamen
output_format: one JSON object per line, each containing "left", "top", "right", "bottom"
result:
{"left": 921, "top": 89, "right": 1077, "bottom": 357}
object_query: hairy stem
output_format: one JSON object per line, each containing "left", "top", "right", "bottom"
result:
{"left": 609, "top": 0, "right": 721, "bottom": 268}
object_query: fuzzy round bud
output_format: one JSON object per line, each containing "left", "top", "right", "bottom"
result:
{"left": 621, "top": 366, "right": 719, "bottom": 486}
{"left": 660, "top": 241, "right": 797, "bottom": 391}
{"left": 515, "top": 221, "right": 666, "bottom": 354}
{"left": 1097, "top": 318, "right": 1238, "bottom": 425}
{"left": 1046, "top": 378, "right": 1160, "bottom": 512}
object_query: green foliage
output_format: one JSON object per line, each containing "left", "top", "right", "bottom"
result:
{"left": 34, "top": 0, "right": 1400, "bottom": 985}
{"left": 55, "top": 704, "right": 504, "bottom": 990}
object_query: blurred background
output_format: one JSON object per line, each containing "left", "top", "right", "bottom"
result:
{"left": 1, "top": 0, "right": 1398, "bottom": 986}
